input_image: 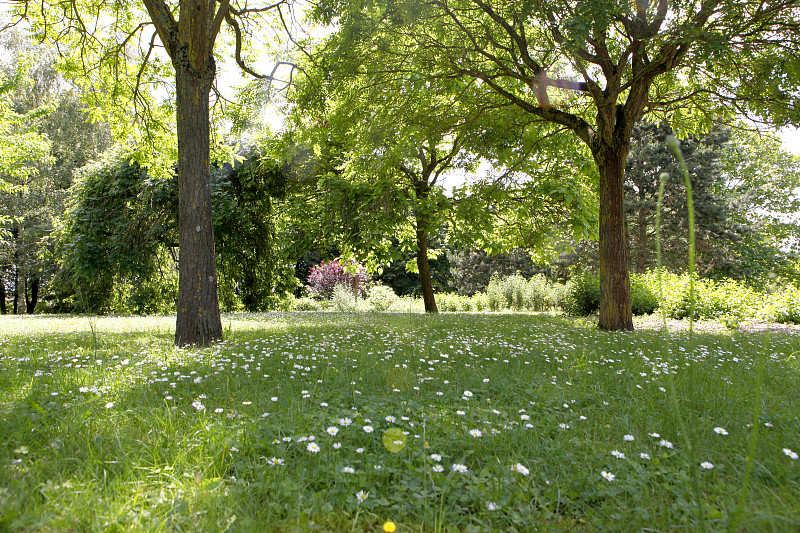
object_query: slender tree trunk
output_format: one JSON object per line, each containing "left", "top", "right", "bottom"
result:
{"left": 27, "top": 276, "right": 39, "bottom": 314}
{"left": 12, "top": 267, "right": 18, "bottom": 314}
{"left": 15, "top": 265, "right": 26, "bottom": 315}
{"left": 413, "top": 180, "right": 438, "bottom": 314}
{"left": 0, "top": 273, "right": 6, "bottom": 314}
{"left": 416, "top": 222, "right": 438, "bottom": 313}
{"left": 12, "top": 227, "right": 22, "bottom": 314}
{"left": 173, "top": 57, "right": 223, "bottom": 346}
{"left": 596, "top": 145, "right": 633, "bottom": 331}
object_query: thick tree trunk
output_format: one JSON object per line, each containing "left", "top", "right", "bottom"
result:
{"left": 416, "top": 223, "right": 438, "bottom": 314}
{"left": 173, "top": 60, "right": 223, "bottom": 346}
{"left": 596, "top": 145, "right": 633, "bottom": 331}
{"left": 27, "top": 276, "right": 39, "bottom": 314}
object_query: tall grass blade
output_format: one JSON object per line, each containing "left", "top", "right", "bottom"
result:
{"left": 667, "top": 134, "right": 705, "bottom": 532}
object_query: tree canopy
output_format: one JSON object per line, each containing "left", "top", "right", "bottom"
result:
{"left": 8, "top": 0, "right": 298, "bottom": 344}
{"left": 308, "top": 0, "right": 800, "bottom": 329}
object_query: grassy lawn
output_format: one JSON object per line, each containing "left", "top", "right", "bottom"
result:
{"left": 1, "top": 312, "right": 799, "bottom": 532}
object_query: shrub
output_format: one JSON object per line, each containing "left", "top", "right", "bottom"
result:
{"left": 307, "top": 259, "right": 368, "bottom": 300}
{"left": 387, "top": 296, "right": 425, "bottom": 313}
{"left": 630, "top": 273, "right": 659, "bottom": 315}
{"left": 642, "top": 270, "right": 762, "bottom": 320}
{"left": 485, "top": 273, "right": 561, "bottom": 312}
{"left": 367, "top": 286, "right": 399, "bottom": 312}
{"left": 761, "top": 286, "right": 800, "bottom": 324}
{"left": 294, "top": 297, "right": 323, "bottom": 311}
{"left": 437, "top": 293, "right": 473, "bottom": 312}
{"left": 549, "top": 282, "right": 570, "bottom": 310}
{"left": 471, "top": 292, "right": 489, "bottom": 311}
{"left": 562, "top": 273, "right": 601, "bottom": 316}
{"left": 331, "top": 284, "right": 364, "bottom": 312}
{"left": 669, "top": 278, "right": 759, "bottom": 320}
{"left": 277, "top": 296, "right": 297, "bottom": 311}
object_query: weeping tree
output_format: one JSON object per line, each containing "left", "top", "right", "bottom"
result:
{"left": 55, "top": 149, "right": 289, "bottom": 314}
{"left": 310, "top": 0, "right": 800, "bottom": 330}
{"left": 7, "top": 0, "right": 297, "bottom": 344}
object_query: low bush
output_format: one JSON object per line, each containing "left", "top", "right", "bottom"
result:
{"left": 630, "top": 273, "right": 659, "bottom": 316}
{"left": 471, "top": 292, "right": 490, "bottom": 311}
{"left": 485, "top": 273, "right": 562, "bottom": 312}
{"left": 331, "top": 284, "right": 364, "bottom": 312}
{"left": 562, "top": 273, "right": 601, "bottom": 316}
{"left": 307, "top": 259, "right": 368, "bottom": 300}
{"left": 386, "top": 295, "right": 425, "bottom": 313}
{"left": 647, "top": 272, "right": 760, "bottom": 320}
{"left": 762, "top": 286, "right": 800, "bottom": 324}
{"left": 367, "top": 285, "right": 400, "bottom": 312}
{"left": 295, "top": 297, "right": 324, "bottom": 312}
{"left": 437, "top": 293, "right": 473, "bottom": 312}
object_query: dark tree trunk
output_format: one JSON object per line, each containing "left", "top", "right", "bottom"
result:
{"left": 0, "top": 273, "right": 6, "bottom": 314}
{"left": 596, "top": 144, "right": 633, "bottom": 331}
{"left": 416, "top": 222, "right": 438, "bottom": 314}
{"left": 27, "top": 276, "right": 39, "bottom": 314}
{"left": 173, "top": 56, "right": 223, "bottom": 346}
{"left": 413, "top": 179, "right": 438, "bottom": 314}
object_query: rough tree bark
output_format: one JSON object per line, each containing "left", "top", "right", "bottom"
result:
{"left": 594, "top": 144, "right": 633, "bottom": 330}
{"left": 173, "top": 53, "right": 223, "bottom": 346}
{"left": 142, "top": 0, "right": 230, "bottom": 346}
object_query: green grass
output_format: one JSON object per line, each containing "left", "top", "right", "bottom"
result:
{"left": 1, "top": 312, "right": 799, "bottom": 532}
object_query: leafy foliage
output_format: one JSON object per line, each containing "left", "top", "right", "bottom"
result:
{"left": 762, "top": 287, "right": 800, "bottom": 324}
{"left": 375, "top": 243, "right": 453, "bottom": 298}
{"left": 648, "top": 271, "right": 762, "bottom": 322}
{"left": 448, "top": 248, "right": 542, "bottom": 296}
{"left": 0, "top": 31, "right": 111, "bottom": 314}
{"left": 562, "top": 274, "right": 602, "bottom": 317}
{"left": 484, "top": 273, "right": 565, "bottom": 312}
{"left": 53, "top": 150, "right": 289, "bottom": 313}
{"left": 52, "top": 151, "right": 177, "bottom": 313}
{"left": 307, "top": 0, "right": 800, "bottom": 330}
{"left": 213, "top": 154, "right": 291, "bottom": 311}
{"left": 366, "top": 285, "right": 400, "bottom": 312}
{"left": 626, "top": 123, "right": 747, "bottom": 275}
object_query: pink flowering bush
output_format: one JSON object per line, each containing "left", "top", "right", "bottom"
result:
{"left": 307, "top": 259, "right": 368, "bottom": 299}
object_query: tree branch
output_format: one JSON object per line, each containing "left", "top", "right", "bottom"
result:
{"left": 141, "top": 0, "right": 178, "bottom": 58}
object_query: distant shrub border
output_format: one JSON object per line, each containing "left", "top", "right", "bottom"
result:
{"left": 282, "top": 270, "right": 800, "bottom": 325}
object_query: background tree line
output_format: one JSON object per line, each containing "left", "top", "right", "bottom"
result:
{"left": 2, "top": 1, "right": 800, "bottom": 328}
